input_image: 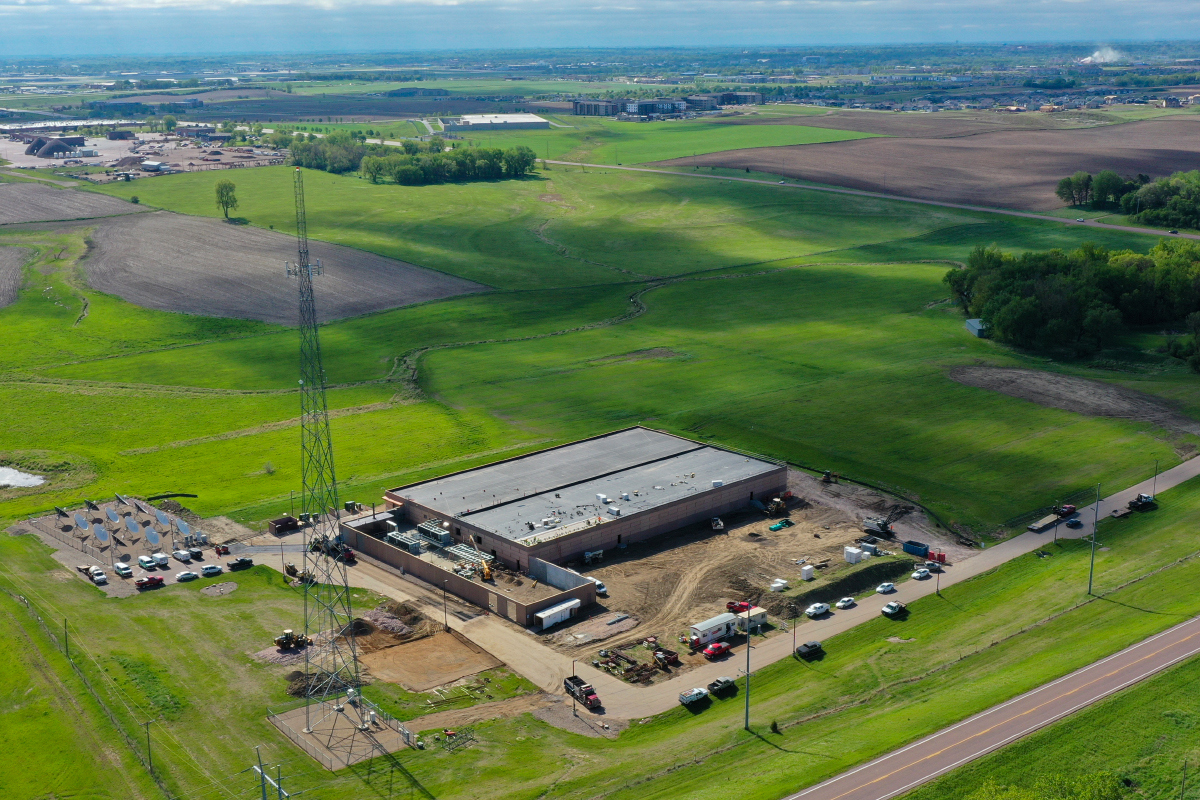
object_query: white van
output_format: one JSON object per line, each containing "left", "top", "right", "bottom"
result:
{"left": 152, "top": 552, "right": 169, "bottom": 567}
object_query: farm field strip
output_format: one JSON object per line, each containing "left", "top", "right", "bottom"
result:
{"left": 544, "top": 158, "right": 1200, "bottom": 240}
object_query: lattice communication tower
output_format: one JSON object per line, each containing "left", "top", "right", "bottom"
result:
{"left": 285, "top": 167, "right": 366, "bottom": 734}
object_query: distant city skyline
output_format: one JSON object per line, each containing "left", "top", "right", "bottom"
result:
{"left": 3, "top": 0, "right": 1200, "bottom": 58}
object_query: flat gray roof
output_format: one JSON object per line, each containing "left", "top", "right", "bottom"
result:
{"left": 390, "top": 428, "right": 782, "bottom": 543}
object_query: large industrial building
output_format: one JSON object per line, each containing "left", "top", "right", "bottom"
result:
{"left": 442, "top": 113, "right": 550, "bottom": 131}
{"left": 382, "top": 427, "right": 787, "bottom": 569}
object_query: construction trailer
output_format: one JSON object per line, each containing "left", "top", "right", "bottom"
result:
{"left": 535, "top": 598, "right": 581, "bottom": 630}
{"left": 689, "top": 612, "right": 739, "bottom": 648}
{"left": 736, "top": 606, "right": 768, "bottom": 631}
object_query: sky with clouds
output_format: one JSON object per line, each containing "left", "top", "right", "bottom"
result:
{"left": 2, "top": 0, "right": 1200, "bottom": 57}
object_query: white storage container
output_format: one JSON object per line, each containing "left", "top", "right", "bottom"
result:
{"left": 801, "top": 564, "right": 815, "bottom": 581}
{"left": 844, "top": 546, "right": 862, "bottom": 564}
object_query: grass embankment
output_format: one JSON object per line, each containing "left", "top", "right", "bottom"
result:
{"left": 5, "top": 469, "right": 1200, "bottom": 799}
{"left": 903, "top": 657, "right": 1200, "bottom": 800}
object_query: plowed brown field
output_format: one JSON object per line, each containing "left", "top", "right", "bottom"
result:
{"left": 655, "top": 117, "right": 1200, "bottom": 210}
{"left": 81, "top": 211, "right": 487, "bottom": 325}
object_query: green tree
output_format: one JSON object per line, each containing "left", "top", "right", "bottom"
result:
{"left": 162, "top": 115, "right": 177, "bottom": 132}
{"left": 1056, "top": 176, "right": 1077, "bottom": 205}
{"left": 214, "top": 179, "right": 238, "bottom": 219}
{"left": 1091, "top": 170, "right": 1123, "bottom": 207}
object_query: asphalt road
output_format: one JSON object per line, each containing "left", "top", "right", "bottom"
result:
{"left": 545, "top": 159, "right": 1200, "bottom": 242}
{"left": 784, "top": 615, "right": 1200, "bottom": 800}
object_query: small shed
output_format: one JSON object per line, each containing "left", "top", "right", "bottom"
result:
{"left": 736, "top": 606, "right": 769, "bottom": 631}
{"left": 965, "top": 319, "right": 988, "bottom": 338}
{"left": 535, "top": 598, "right": 581, "bottom": 630}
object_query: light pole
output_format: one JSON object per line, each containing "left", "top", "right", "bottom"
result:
{"left": 572, "top": 659, "right": 577, "bottom": 716}
{"left": 443, "top": 581, "right": 449, "bottom": 632}
{"left": 743, "top": 609, "right": 752, "bottom": 731}
{"left": 1088, "top": 483, "right": 1100, "bottom": 595}
{"left": 791, "top": 612, "right": 797, "bottom": 655}
{"left": 936, "top": 569, "right": 941, "bottom": 596}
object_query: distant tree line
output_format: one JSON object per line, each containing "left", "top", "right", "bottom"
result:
{"left": 946, "top": 240, "right": 1200, "bottom": 365}
{"left": 288, "top": 130, "right": 538, "bottom": 184}
{"left": 359, "top": 145, "right": 538, "bottom": 185}
{"left": 1057, "top": 169, "right": 1200, "bottom": 229}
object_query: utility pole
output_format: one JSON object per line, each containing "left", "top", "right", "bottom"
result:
{"left": 1088, "top": 483, "right": 1100, "bottom": 595}
{"left": 743, "top": 609, "right": 752, "bottom": 731}
{"left": 443, "top": 580, "right": 449, "bottom": 632}
{"left": 1154, "top": 459, "right": 1159, "bottom": 499}
{"left": 143, "top": 721, "right": 153, "bottom": 775}
{"left": 64, "top": 618, "right": 68, "bottom": 660}
{"left": 252, "top": 746, "right": 296, "bottom": 799}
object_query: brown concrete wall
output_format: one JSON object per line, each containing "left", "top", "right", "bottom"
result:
{"left": 344, "top": 526, "right": 595, "bottom": 627}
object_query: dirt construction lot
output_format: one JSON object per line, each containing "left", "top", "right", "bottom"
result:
{"left": 0, "top": 182, "right": 147, "bottom": 225}
{"left": 361, "top": 630, "right": 502, "bottom": 692}
{"left": 81, "top": 211, "right": 488, "bottom": 324}
{"left": 546, "top": 469, "right": 968, "bottom": 660}
{"left": 656, "top": 117, "right": 1200, "bottom": 210}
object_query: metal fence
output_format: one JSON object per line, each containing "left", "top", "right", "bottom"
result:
{"left": 3, "top": 588, "right": 174, "bottom": 798}
{"left": 30, "top": 518, "right": 109, "bottom": 562}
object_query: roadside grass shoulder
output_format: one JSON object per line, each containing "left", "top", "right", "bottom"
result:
{"left": 900, "top": 655, "right": 1200, "bottom": 800}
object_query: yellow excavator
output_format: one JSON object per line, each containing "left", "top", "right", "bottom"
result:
{"left": 274, "top": 629, "right": 312, "bottom": 649}
{"left": 471, "top": 539, "right": 493, "bottom": 581}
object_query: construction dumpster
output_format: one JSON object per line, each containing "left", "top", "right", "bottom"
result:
{"left": 902, "top": 540, "right": 929, "bottom": 558}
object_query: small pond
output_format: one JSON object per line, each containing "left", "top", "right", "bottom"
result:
{"left": 0, "top": 467, "right": 45, "bottom": 488}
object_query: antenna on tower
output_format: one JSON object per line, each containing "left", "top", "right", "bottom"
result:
{"left": 287, "top": 165, "right": 367, "bottom": 747}
{"left": 280, "top": 170, "right": 420, "bottom": 786}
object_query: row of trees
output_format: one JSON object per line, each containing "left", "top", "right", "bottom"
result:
{"left": 1054, "top": 171, "right": 1149, "bottom": 208}
{"left": 359, "top": 146, "right": 538, "bottom": 185}
{"left": 946, "top": 239, "right": 1200, "bottom": 363}
{"left": 1057, "top": 170, "right": 1200, "bottom": 229}
{"left": 288, "top": 130, "right": 538, "bottom": 184}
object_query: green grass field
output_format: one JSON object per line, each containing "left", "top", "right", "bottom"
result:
{"left": 4, "top": 465, "right": 1200, "bottom": 799}
{"left": 9, "top": 166, "right": 1171, "bottom": 532}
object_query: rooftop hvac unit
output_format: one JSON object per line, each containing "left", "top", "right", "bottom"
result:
{"left": 609, "top": 507, "right": 621, "bottom": 516}
{"left": 596, "top": 494, "right": 608, "bottom": 504}
{"left": 712, "top": 480, "right": 724, "bottom": 488}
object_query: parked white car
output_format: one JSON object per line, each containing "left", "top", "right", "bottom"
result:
{"left": 152, "top": 552, "right": 169, "bottom": 567}
{"left": 138, "top": 555, "right": 155, "bottom": 570}
{"left": 912, "top": 568, "right": 931, "bottom": 580}
{"left": 200, "top": 564, "right": 223, "bottom": 577}
{"left": 835, "top": 597, "right": 855, "bottom": 609}
{"left": 876, "top": 582, "right": 896, "bottom": 594}
{"left": 805, "top": 603, "right": 830, "bottom": 618}
{"left": 172, "top": 550, "right": 192, "bottom": 562}
{"left": 113, "top": 562, "right": 133, "bottom": 578}
{"left": 586, "top": 576, "right": 607, "bottom": 594}
{"left": 88, "top": 566, "right": 108, "bottom": 585}
{"left": 176, "top": 571, "right": 199, "bottom": 582}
